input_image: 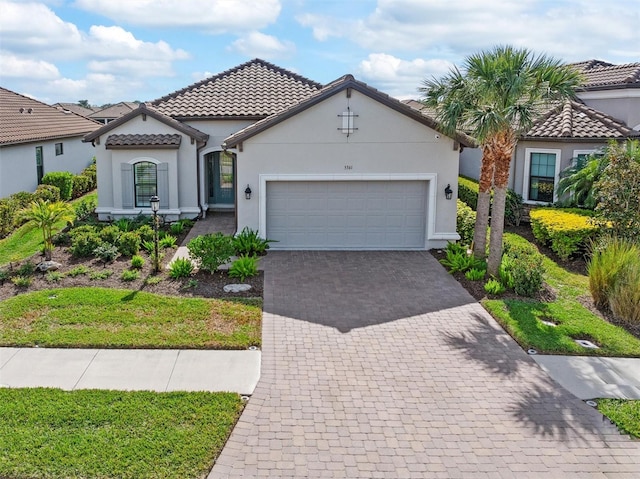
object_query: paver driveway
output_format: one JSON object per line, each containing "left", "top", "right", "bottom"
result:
{"left": 210, "top": 251, "right": 640, "bottom": 478}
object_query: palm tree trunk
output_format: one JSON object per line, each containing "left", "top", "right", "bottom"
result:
{"left": 472, "top": 144, "right": 495, "bottom": 258}
{"left": 487, "top": 133, "right": 515, "bottom": 276}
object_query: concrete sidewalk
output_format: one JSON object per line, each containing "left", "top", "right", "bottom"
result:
{"left": 532, "top": 354, "right": 640, "bottom": 400}
{"left": 0, "top": 347, "right": 260, "bottom": 396}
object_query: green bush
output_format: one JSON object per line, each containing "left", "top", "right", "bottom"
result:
{"left": 169, "top": 222, "right": 184, "bottom": 235}
{"left": 169, "top": 258, "right": 194, "bottom": 279}
{"left": 121, "top": 270, "right": 139, "bottom": 282}
{"left": 17, "top": 261, "right": 36, "bottom": 276}
{"left": 89, "top": 270, "right": 112, "bottom": 280}
{"left": 228, "top": 255, "right": 259, "bottom": 281}
{"left": 45, "top": 271, "right": 65, "bottom": 283}
{"left": 93, "top": 243, "right": 119, "bottom": 263}
{"left": 588, "top": 236, "right": 640, "bottom": 311}
{"left": 141, "top": 240, "right": 155, "bottom": 254}
{"left": 74, "top": 196, "right": 96, "bottom": 221}
{"left": 484, "top": 279, "right": 505, "bottom": 295}
{"left": 187, "top": 233, "right": 235, "bottom": 273}
{"left": 505, "top": 190, "right": 524, "bottom": 227}
{"left": 70, "top": 231, "right": 103, "bottom": 257}
{"left": 67, "top": 265, "right": 90, "bottom": 277}
{"left": 458, "top": 176, "right": 479, "bottom": 210}
{"left": 115, "top": 218, "right": 135, "bottom": 232}
{"left": 456, "top": 199, "right": 476, "bottom": 246}
{"left": 136, "top": 224, "right": 155, "bottom": 243}
{"left": 530, "top": 208, "right": 599, "bottom": 260}
{"left": 118, "top": 231, "right": 141, "bottom": 257}
{"left": 501, "top": 236, "right": 546, "bottom": 297}
{"left": 233, "top": 227, "right": 274, "bottom": 256}
{"left": 159, "top": 234, "right": 177, "bottom": 249}
{"left": 11, "top": 275, "right": 32, "bottom": 287}
{"left": 465, "top": 268, "right": 486, "bottom": 281}
{"left": 34, "top": 184, "right": 61, "bottom": 203}
{"left": 609, "top": 260, "right": 640, "bottom": 324}
{"left": 41, "top": 171, "right": 74, "bottom": 201}
{"left": 0, "top": 198, "right": 18, "bottom": 238}
{"left": 130, "top": 255, "right": 145, "bottom": 270}
{"left": 99, "top": 225, "right": 121, "bottom": 245}
{"left": 439, "top": 243, "right": 486, "bottom": 274}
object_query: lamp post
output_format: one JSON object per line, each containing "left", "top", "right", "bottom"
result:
{"left": 150, "top": 195, "right": 160, "bottom": 273}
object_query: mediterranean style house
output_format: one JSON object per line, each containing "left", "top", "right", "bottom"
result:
{"left": 84, "top": 59, "right": 473, "bottom": 250}
{"left": 0, "top": 87, "right": 99, "bottom": 199}
{"left": 454, "top": 60, "right": 640, "bottom": 204}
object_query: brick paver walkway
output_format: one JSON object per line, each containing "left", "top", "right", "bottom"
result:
{"left": 210, "top": 251, "right": 640, "bottom": 478}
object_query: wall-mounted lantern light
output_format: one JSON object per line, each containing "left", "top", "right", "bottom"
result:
{"left": 444, "top": 184, "right": 453, "bottom": 200}
{"left": 244, "top": 185, "right": 252, "bottom": 200}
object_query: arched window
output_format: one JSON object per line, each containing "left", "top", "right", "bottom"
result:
{"left": 134, "top": 162, "right": 157, "bottom": 207}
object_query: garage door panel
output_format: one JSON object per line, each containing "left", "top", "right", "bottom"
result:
{"left": 266, "top": 181, "right": 426, "bottom": 249}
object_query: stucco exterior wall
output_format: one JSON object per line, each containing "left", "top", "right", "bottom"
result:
{"left": 0, "top": 136, "right": 94, "bottom": 198}
{"left": 91, "top": 115, "right": 198, "bottom": 220}
{"left": 579, "top": 91, "right": 640, "bottom": 130}
{"left": 235, "top": 90, "right": 460, "bottom": 249}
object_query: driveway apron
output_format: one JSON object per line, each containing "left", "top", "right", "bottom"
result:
{"left": 210, "top": 251, "right": 640, "bottom": 478}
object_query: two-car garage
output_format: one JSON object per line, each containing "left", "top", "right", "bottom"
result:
{"left": 265, "top": 180, "right": 428, "bottom": 249}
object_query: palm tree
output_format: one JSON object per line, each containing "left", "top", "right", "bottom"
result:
{"left": 421, "top": 46, "right": 582, "bottom": 275}
{"left": 22, "top": 200, "right": 75, "bottom": 261}
{"left": 557, "top": 156, "right": 605, "bottom": 208}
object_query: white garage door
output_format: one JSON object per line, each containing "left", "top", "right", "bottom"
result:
{"left": 266, "top": 181, "right": 427, "bottom": 249}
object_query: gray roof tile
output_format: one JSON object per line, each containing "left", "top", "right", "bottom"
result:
{"left": 572, "top": 60, "right": 640, "bottom": 90}
{"left": 151, "top": 58, "right": 323, "bottom": 119}
{"left": 105, "top": 133, "right": 182, "bottom": 149}
{"left": 0, "top": 87, "right": 100, "bottom": 146}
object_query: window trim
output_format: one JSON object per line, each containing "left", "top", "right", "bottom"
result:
{"left": 55, "top": 142, "right": 63, "bottom": 156}
{"left": 522, "top": 148, "right": 562, "bottom": 204}
{"left": 133, "top": 161, "right": 158, "bottom": 208}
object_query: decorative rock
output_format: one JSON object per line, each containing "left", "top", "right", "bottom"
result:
{"left": 36, "top": 261, "right": 62, "bottom": 272}
{"left": 223, "top": 283, "right": 251, "bottom": 293}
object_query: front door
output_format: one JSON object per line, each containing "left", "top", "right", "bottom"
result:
{"left": 206, "top": 151, "right": 235, "bottom": 207}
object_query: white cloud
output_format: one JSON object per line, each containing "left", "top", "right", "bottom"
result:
{"left": 297, "top": 0, "right": 640, "bottom": 63}
{"left": 357, "top": 53, "right": 452, "bottom": 98}
{"left": 73, "top": 0, "right": 281, "bottom": 33}
{"left": 0, "top": 52, "right": 61, "bottom": 80}
{"left": 191, "top": 71, "right": 215, "bottom": 81}
{"left": 229, "top": 31, "right": 295, "bottom": 59}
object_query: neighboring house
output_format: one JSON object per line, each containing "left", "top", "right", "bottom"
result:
{"left": 84, "top": 59, "right": 473, "bottom": 250}
{"left": 89, "top": 102, "right": 139, "bottom": 124}
{"left": 0, "top": 87, "right": 100, "bottom": 198}
{"left": 453, "top": 60, "right": 640, "bottom": 204}
{"left": 52, "top": 103, "right": 96, "bottom": 118}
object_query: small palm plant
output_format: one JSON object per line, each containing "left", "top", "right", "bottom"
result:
{"left": 22, "top": 200, "right": 74, "bottom": 260}
{"left": 557, "top": 156, "right": 605, "bottom": 208}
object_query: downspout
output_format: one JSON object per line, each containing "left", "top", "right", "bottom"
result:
{"left": 196, "top": 138, "right": 208, "bottom": 219}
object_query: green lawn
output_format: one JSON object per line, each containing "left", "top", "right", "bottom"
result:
{"left": 0, "top": 192, "right": 97, "bottom": 266}
{"left": 0, "top": 287, "right": 262, "bottom": 349}
{"left": 598, "top": 399, "right": 640, "bottom": 438}
{"left": 0, "top": 388, "right": 242, "bottom": 479}
{"left": 483, "top": 233, "right": 640, "bottom": 356}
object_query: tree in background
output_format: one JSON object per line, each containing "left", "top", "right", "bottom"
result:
{"left": 77, "top": 100, "right": 91, "bottom": 109}
{"left": 593, "top": 140, "right": 640, "bottom": 242}
{"left": 421, "top": 45, "right": 582, "bottom": 275}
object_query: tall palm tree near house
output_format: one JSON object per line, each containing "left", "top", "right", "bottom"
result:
{"left": 421, "top": 46, "right": 582, "bottom": 275}
{"left": 22, "top": 200, "right": 75, "bottom": 261}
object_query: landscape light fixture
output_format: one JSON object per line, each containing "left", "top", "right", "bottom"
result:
{"left": 444, "top": 184, "right": 453, "bottom": 200}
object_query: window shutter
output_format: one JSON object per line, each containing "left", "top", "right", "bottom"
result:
{"left": 121, "top": 163, "right": 133, "bottom": 208}
{"left": 157, "top": 163, "right": 169, "bottom": 208}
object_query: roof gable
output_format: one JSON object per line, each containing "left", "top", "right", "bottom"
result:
{"left": 83, "top": 103, "right": 208, "bottom": 143}
{"left": 151, "top": 58, "right": 323, "bottom": 119}
{"left": 572, "top": 60, "right": 640, "bottom": 90}
{"left": 0, "top": 87, "right": 100, "bottom": 146}
{"left": 223, "top": 75, "right": 476, "bottom": 148}
{"left": 524, "top": 100, "right": 639, "bottom": 140}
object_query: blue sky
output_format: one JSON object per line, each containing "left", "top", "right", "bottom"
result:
{"left": 1, "top": 0, "right": 638, "bottom": 106}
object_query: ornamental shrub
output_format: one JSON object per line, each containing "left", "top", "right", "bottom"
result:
{"left": 70, "top": 231, "right": 103, "bottom": 257}
{"left": 34, "top": 184, "right": 61, "bottom": 203}
{"left": 530, "top": 208, "right": 599, "bottom": 260}
{"left": 501, "top": 235, "right": 545, "bottom": 297}
{"left": 456, "top": 199, "right": 476, "bottom": 246}
{"left": 99, "top": 225, "right": 121, "bottom": 245}
{"left": 118, "top": 231, "right": 141, "bottom": 256}
{"left": 228, "top": 255, "right": 259, "bottom": 281}
{"left": 71, "top": 174, "right": 91, "bottom": 199}
{"left": 93, "top": 243, "right": 119, "bottom": 264}
{"left": 233, "top": 227, "right": 274, "bottom": 256}
{"left": 136, "top": 224, "right": 155, "bottom": 243}
{"left": 187, "top": 232, "right": 235, "bottom": 273}
{"left": 41, "top": 171, "right": 74, "bottom": 200}
{"left": 130, "top": 255, "right": 145, "bottom": 269}
{"left": 169, "top": 258, "right": 194, "bottom": 278}
{"left": 458, "top": 176, "right": 479, "bottom": 210}
{"left": 505, "top": 190, "right": 524, "bottom": 227}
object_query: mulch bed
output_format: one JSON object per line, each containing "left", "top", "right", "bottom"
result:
{"left": 0, "top": 247, "right": 263, "bottom": 302}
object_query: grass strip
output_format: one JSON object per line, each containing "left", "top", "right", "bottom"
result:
{"left": 482, "top": 233, "right": 640, "bottom": 356}
{"left": 0, "top": 192, "right": 97, "bottom": 266}
{"left": 0, "top": 287, "right": 261, "bottom": 349}
{"left": 598, "top": 399, "right": 640, "bottom": 438}
{"left": 0, "top": 388, "right": 242, "bottom": 479}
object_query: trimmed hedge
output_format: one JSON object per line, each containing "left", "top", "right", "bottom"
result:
{"left": 42, "top": 171, "right": 74, "bottom": 200}
{"left": 530, "top": 208, "right": 599, "bottom": 260}
{"left": 457, "top": 176, "right": 524, "bottom": 226}
{"left": 458, "top": 176, "right": 479, "bottom": 210}
{"left": 456, "top": 199, "right": 476, "bottom": 246}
